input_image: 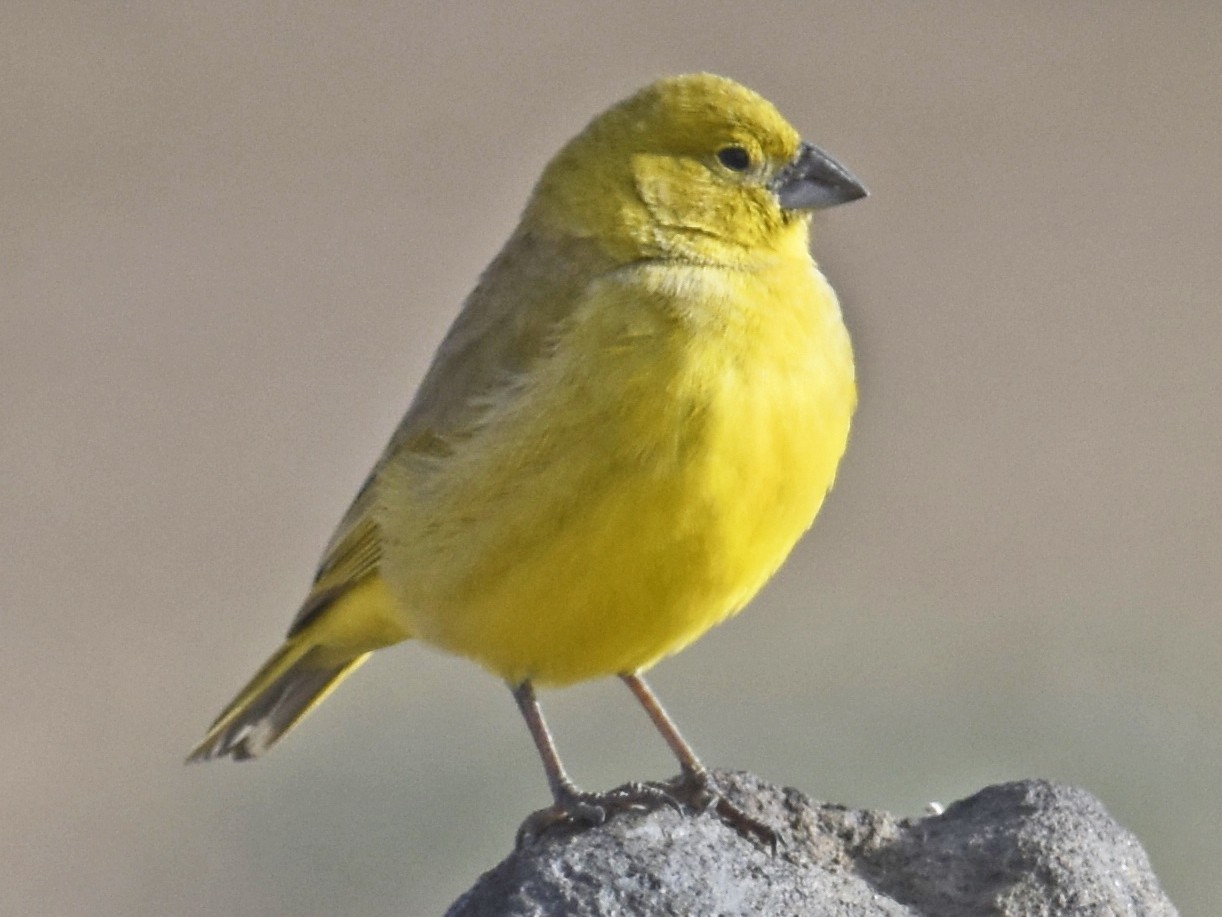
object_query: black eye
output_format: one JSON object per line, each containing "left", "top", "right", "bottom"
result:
{"left": 716, "top": 145, "right": 752, "bottom": 172}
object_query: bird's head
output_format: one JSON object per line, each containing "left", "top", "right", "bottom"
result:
{"left": 525, "top": 73, "right": 866, "bottom": 266}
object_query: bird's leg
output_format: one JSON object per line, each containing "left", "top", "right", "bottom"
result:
{"left": 620, "top": 672, "right": 778, "bottom": 849}
{"left": 512, "top": 680, "right": 591, "bottom": 814}
{"left": 619, "top": 672, "right": 707, "bottom": 782}
{"left": 511, "top": 680, "right": 677, "bottom": 846}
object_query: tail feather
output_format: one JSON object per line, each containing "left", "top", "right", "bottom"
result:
{"left": 188, "top": 575, "right": 406, "bottom": 763}
{"left": 186, "top": 643, "right": 370, "bottom": 763}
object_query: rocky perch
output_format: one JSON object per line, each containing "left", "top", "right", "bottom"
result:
{"left": 446, "top": 771, "right": 1177, "bottom": 916}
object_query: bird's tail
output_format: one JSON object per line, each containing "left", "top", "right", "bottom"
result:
{"left": 186, "top": 640, "right": 370, "bottom": 762}
{"left": 187, "top": 576, "right": 407, "bottom": 762}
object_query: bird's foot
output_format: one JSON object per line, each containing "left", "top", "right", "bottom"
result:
{"left": 667, "top": 769, "right": 780, "bottom": 851}
{"left": 516, "top": 772, "right": 777, "bottom": 850}
{"left": 515, "top": 781, "right": 683, "bottom": 848}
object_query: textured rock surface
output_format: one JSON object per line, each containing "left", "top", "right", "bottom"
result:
{"left": 446, "top": 771, "right": 1177, "bottom": 916}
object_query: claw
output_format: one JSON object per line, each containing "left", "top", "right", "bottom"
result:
{"left": 516, "top": 798, "right": 605, "bottom": 849}
{"left": 614, "top": 781, "right": 685, "bottom": 814}
{"left": 516, "top": 774, "right": 780, "bottom": 851}
{"left": 515, "top": 781, "right": 687, "bottom": 846}
{"left": 670, "top": 770, "right": 780, "bottom": 851}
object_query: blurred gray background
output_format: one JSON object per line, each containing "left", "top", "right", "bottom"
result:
{"left": 4, "top": 3, "right": 1219, "bottom": 915}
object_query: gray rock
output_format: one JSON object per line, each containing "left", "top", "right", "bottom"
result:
{"left": 446, "top": 771, "right": 1177, "bottom": 916}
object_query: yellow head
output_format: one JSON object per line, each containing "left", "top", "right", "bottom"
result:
{"left": 525, "top": 73, "right": 866, "bottom": 265}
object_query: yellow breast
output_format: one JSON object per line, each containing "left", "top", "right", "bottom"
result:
{"left": 379, "top": 250, "right": 855, "bottom": 686}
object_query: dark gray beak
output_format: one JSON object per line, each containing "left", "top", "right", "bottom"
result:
{"left": 770, "top": 141, "right": 868, "bottom": 211}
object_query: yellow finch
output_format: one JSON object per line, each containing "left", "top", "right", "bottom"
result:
{"left": 189, "top": 73, "right": 866, "bottom": 841}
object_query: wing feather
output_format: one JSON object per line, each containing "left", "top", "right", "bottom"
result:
{"left": 296, "top": 229, "right": 615, "bottom": 625}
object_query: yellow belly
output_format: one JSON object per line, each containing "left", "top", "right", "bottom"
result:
{"left": 378, "top": 260, "right": 855, "bottom": 686}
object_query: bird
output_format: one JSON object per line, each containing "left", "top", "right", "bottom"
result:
{"left": 188, "top": 72, "right": 866, "bottom": 843}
